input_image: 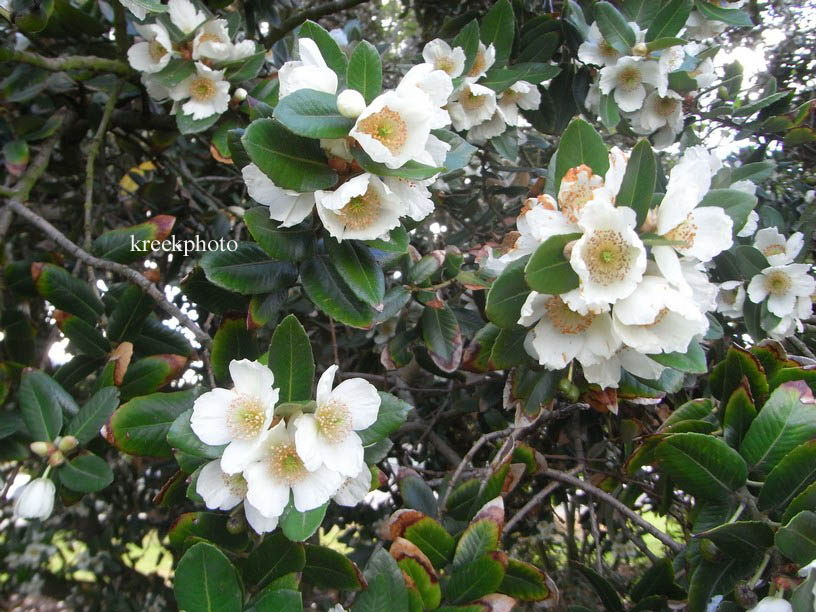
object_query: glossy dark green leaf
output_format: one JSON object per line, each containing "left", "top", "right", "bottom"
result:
{"left": 300, "top": 252, "right": 375, "bottom": 329}
{"left": 694, "top": 0, "right": 752, "bottom": 26}
{"left": 479, "top": 0, "right": 514, "bottom": 67}
{"left": 594, "top": 2, "right": 637, "bottom": 53}
{"left": 420, "top": 301, "right": 463, "bottom": 373}
{"left": 302, "top": 544, "right": 365, "bottom": 591}
{"left": 58, "top": 452, "right": 113, "bottom": 493}
{"left": 243, "top": 531, "right": 306, "bottom": 588}
{"left": 107, "top": 285, "right": 153, "bottom": 343}
{"left": 431, "top": 129, "right": 476, "bottom": 171}
{"left": 351, "top": 147, "right": 443, "bottom": 180}
{"left": 346, "top": 41, "right": 382, "bottom": 103}
{"left": 479, "top": 63, "right": 561, "bottom": 92}
{"left": 326, "top": 239, "right": 385, "bottom": 307}
{"left": 554, "top": 119, "right": 609, "bottom": 190}
{"left": 645, "top": 0, "right": 693, "bottom": 42}
{"left": 167, "top": 408, "right": 225, "bottom": 459}
{"left": 174, "top": 542, "right": 243, "bottom": 612}
{"left": 200, "top": 242, "right": 298, "bottom": 295}
{"left": 244, "top": 207, "right": 314, "bottom": 262}
{"left": 58, "top": 314, "right": 110, "bottom": 358}
{"left": 616, "top": 139, "right": 656, "bottom": 226}
{"left": 357, "top": 392, "right": 412, "bottom": 446}
{"left": 399, "top": 472, "right": 437, "bottom": 517}
{"left": 33, "top": 263, "right": 104, "bottom": 324}
{"left": 446, "top": 554, "right": 506, "bottom": 605}
{"left": 181, "top": 267, "right": 248, "bottom": 315}
{"left": 573, "top": 562, "right": 624, "bottom": 612}
{"left": 19, "top": 370, "right": 64, "bottom": 442}
{"left": 499, "top": 559, "right": 556, "bottom": 602}
{"left": 649, "top": 340, "right": 707, "bottom": 374}
{"left": 267, "top": 314, "right": 314, "bottom": 403}
{"left": 120, "top": 355, "right": 187, "bottom": 400}
{"left": 297, "top": 20, "right": 348, "bottom": 78}
{"left": 91, "top": 215, "right": 175, "bottom": 264}
{"left": 273, "top": 88, "right": 354, "bottom": 139}
{"left": 280, "top": 502, "right": 328, "bottom": 542}
{"left": 66, "top": 386, "right": 119, "bottom": 445}
{"left": 211, "top": 317, "right": 259, "bottom": 386}
{"left": 352, "top": 548, "right": 409, "bottom": 612}
{"left": 109, "top": 389, "right": 197, "bottom": 458}
{"left": 402, "top": 516, "right": 456, "bottom": 569}
{"left": 776, "top": 511, "right": 816, "bottom": 564}
{"left": 485, "top": 256, "right": 530, "bottom": 328}
{"left": 525, "top": 233, "right": 582, "bottom": 295}
{"left": 452, "top": 20, "right": 480, "bottom": 76}
{"left": 758, "top": 440, "right": 816, "bottom": 514}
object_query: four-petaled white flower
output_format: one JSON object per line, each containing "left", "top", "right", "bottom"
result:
{"left": 570, "top": 200, "right": 647, "bottom": 304}
{"left": 599, "top": 57, "right": 665, "bottom": 112}
{"left": 463, "top": 42, "right": 496, "bottom": 82}
{"left": 638, "top": 90, "right": 683, "bottom": 135}
{"left": 278, "top": 38, "right": 338, "bottom": 98}
{"left": 315, "top": 173, "right": 403, "bottom": 241}
{"left": 13, "top": 477, "right": 55, "bottom": 520}
{"left": 191, "top": 359, "right": 279, "bottom": 474}
{"left": 244, "top": 420, "right": 344, "bottom": 516}
{"left": 747, "top": 264, "right": 816, "bottom": 318}
{"left": 448, "top": 84, "right": 497, "bottom": 131}
{"left": 293, "top": 365, "right": 380, "bottom": 477}
{"left": 242, "top": 163, "right": 316, "bottom": 227}
{"left": 170, "top": 62, "right": 231, "bottom": 120}
{"left": 497, "top": 80, "right": 541, "bottom": 126}
{"left": 716, "top": 280, "right": 747, "bottom": 319}
{"left": 422, "top": 39, "right": 466, "bottom": 78}
{"left": 191, "top": 19, "right": 253, "bottom": 62}
{"left": 168, "top": 0, "right": 206, "bottom": 34}
{"left": 753, "top": 227, "right": 804, "bottom": 266}
{"left": 127, "top": 24, "right": 172, "bottom": 74}
{"left": 578, "top": 23, "right": 622, "bottom": 67}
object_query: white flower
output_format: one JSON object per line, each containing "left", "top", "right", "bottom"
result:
{"left": 242, "top": 164, "right": 315, "bottom": 227}
{"left": 350, "top": 88, "right": 434, "bottom": 169}
{"left": 278, "top": 38, "right": 338, "bottom": 99}
{"left": 170, "top": 62, "right": 231, "bottom": 120}
{"left": 497, "top": 80, "right": 541, "bottom": 126}
{"left": 467, "top": 112, "right": 506, "bottom": 144}
{"left": 192, "top": 20, "right": 234, "bottom": 62}
{"left": 638, "top": 90, "right": 683, "bottom": 134}
{"left": 519, "top": 291, "right": 620, "bottom": 370}
{"left": 293, "top": 365, "right": 379, "bottom": 477}
{"left": 578, "top": 23, "right": 621, "bottom": 67}
{"left": 658, "top": 45, "right": 685, "bottom": 77}
{"left": 599, "top": 58, "right": 666, "bottom": 112}
{"left": 768, "top": 296, "right": 812, "bottom": 340}
{"left": 747, "top": 264, "right": 816, "bottom": 318}
{"left": 119, "top": 0, "right": 147, "bottom": 20}
{"left": 680, "top": 258, "right": 718, "bottom": 313}
{"left": 746, "top": 597, "right": 793, "bottom": 612}
{"left": 190, "top": 359, "right": 279, "bottom": 474}
{"left": 422, "top": 39, "right": 466, "bottom": 77}
{"left": 196, "top": 459, "right": 279, "bottom": 534}
{"left": 337, "top": 89, "right": 367, "bottom": 118}
{"left": 464, "top": 42, "right": 496, "bottom": 82}
{"left": 557, "top": 164, "right": 607, "bottom": 224}
{"left": 571, "top": 200, "right": 647, "bottom": 304}
{"left": 168, "top": 0, "right": 206, "bottom": 34}
{"left": 716, "top": 280, "right": 746, "bottom": 319}
{"left": 738, "top": 209, "right": 759, "bottom": 238}
{"left": 448, "top": 83, "right": 497, "bottom": 131}
{"left": 127, "top": 24, "right": 172, "bottom": 74}
{"left": 315, "top": 173, "right": 403, "bottom": 241}
{"left": 383, "top": 177, "right": 434, "bottom": 222}
{"left": 612, "top": 275, "right": 708, "bottom": 354}
{"left": 244, "top": 420, "right": 344, "bottom": 516}
{"left": 142, "top": 73, "right": 171, "bottom": 101}
{"left": 333, "top": 467, "right": 373, "bottom": 506}
{"left": 583, "top": 348, "right": 665, "bottom": 390}
{"left": 753, "top": 227, "right": 804, "bottom": 266}
{"left": 13, "top": 477, "right": 55, "bottom": 520}
{"left": 396, "top": 64, "right": 453, "bottom": 129}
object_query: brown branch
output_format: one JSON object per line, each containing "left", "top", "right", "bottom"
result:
{"left": 397, "top": 421, "right": 462, "bottom": 467}
{"left": 264, "top": 0, "right": 370, "bottom": 46}
{"left": 503, "top": 467, "right": 582, "bottom": 537}
{"left": 6, "top": 200, "right": 212, "bottom": 347}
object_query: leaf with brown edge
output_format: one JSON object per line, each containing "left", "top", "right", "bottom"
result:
{"left": 472, "top": 496, "right": 505, "bottom": 533}
{"left": 453, "top": 517, "right": 501, "bottom": 568}
{"left": 388, "top": 509, "right": 426, "bottom": 540}
{"left": 391, "top": 537, "right": 439, "bottom": 609}
{"left": 471, "top": 593, "right": 518, "bottom": 612}
{"left": 110, "top": 341, "right": 133, "bottom": 386}
{"left": 400, "top": 515, "right": 456, "bottom": 570}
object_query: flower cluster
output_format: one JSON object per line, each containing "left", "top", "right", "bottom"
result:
{"left": 423, "top": 38, "right": 542, "bottom": 144}
{"left": 122, "top": 0, "right": 256, "bottom": 121}
{"left": 484, "top": 143, "right": 787, "bottom": 390}
{"left": 190, "top": 359, "right": 378, "bottom": 534}
{"left": 242, "top": 35, "right": 454, "bottom": 242}
{"left": 579, "top": 14, "right": 719, "bottom": 148}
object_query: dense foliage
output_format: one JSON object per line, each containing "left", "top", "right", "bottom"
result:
{"left": 2, "top": 0, "right": 816, "bottom": 610}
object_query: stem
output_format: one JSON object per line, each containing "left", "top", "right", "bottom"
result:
{"left": 0, "top": 48, "right": 134, "bottom": 76}
{"left": 749, "top": 551, "right": 771, "bottom": 588}
{"left": 264, "top": 0, "right": 370, "bottom": 46}
{"left": 502, "top": 467, "right": 582, "bottom": 537}
{"left": 728, "top": 502, "right": 746, "bottom": 523}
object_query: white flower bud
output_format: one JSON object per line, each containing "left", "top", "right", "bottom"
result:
{"left": 13, "top": 477, "right": 56, "bottom": 520}
{"left": 30, "top": 441, "right": 50, "bottom": 456}
{"left": 47, "top": 450, "right": 65, "bottom": 467}
{"left": 337, "top": 89, "right": 367, "bottom": 119}
{"left": 58, "top": 435, "right": 78, "bottom": 452}
{"left": 632, "top": 42, "right": 649, "bottom": 57}
{"left": 233, "top": 87, "right": 248, "bottom": 102}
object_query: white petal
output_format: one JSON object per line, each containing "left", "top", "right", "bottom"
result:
{"left": 333, "top": 468, "right": 372, "bottom": 507}
{"left": 190, "top": 388, "right": 236, "bottom": 445}
{"left": 244, "top": 462, "right": 290, "bottom": 518}
{"left": 321, "top": 432, "right": 364, "bottom": 477}
{"left": 229, "top": 359, "right": 276, "bottom": 398}
{"left": 292, "top": 413, "right": 322, "bottom": 471}
{"left": 614, "top": 84, "right": 646, "bottom": 112}
{"left": 220, "top": 437, "right": 267, "bottom": 475}
{"left": 197, "top": 460, "right": 242, "bottom": 510}
{"left": 316, "top": 364, "right": 339, "bottom": 406}
{"left": 746, "top": 274, "right": 769, "bottom": 303}
{"left": 330, "top": 379, "right": 381, "bottom": 430}
{"left": 291, "top": 466, "right": 343, "bottom": 512}
{"left": 683, "top": 207, "right": 733, "bottom": 261}
{"left": 127, "top": 43, "right": 156, "bottom": 73}
{"left": 244, "top": 500, "right": 279, "bottom": 534}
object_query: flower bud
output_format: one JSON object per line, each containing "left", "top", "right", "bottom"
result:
{"left": 233, "top": 87, "right": 248, "bottom": 102}
{"left": 47, "top": 450, "right": 65, "bottom": 467}
{"left": 13, "top": 477, "right": 56, "bottom": 520}
{"left": 226, "top": 513, "right": 246, "bottom": 535}
{"left": 337, "top": 89, "right": 367, "bottom": 119}
{"left": 562, "top": 239, "right": 577, "bottom": 260}
{"left": 58, "top": 435, "right": 78, "bottom": 453}
{"left": 639, "top": 208, "right": 658, "bottom": 234}
{"left": 632, "top": 42, "right": 649, "bottom": 57}
{"left": 30, "top": 441, "right": 50, "bottom": 457}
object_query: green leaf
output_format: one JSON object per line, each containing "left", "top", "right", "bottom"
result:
{"left": 346, "top": 41, "right": 382, "bottom": 103}
{"left": 630, "top": 558, "right": 677, "bottom": 602}
{"left": 723, "top": 384, "right": 756, "bottom": 450}
{"left": 462, "top": 323, "right": 502, "bottom": 372}
{"left": 300, "top": 252, "right": 375, "bottom": 328}
{"left": 731, "top": 161, "right": 775, "bottom": 183}
{"left": 699, "top": 188, "right": 757, "bottom": 236}
{"left": 58, "top": 314, "right": 110, "bottom": 358}
{"left": 223, "top": 49, "right": 265, "bottom": 83}
{"left": 200, "top": 242, "right": 298, "bottom": 295}
{"left": 776, "top": 511, "right": 816, "bottom": 565}
{"left": 91, "top": 215, "right": 175, "bottom": 264}
{"left": 358, "top": 392, "right": 412, "bottom": 446}
{"left": 599, "top": 94, "right": 620, "bottom": 129}
{"left": 167, "top": 408, "right": 225, "bottom": 460}
{"left": 169, "top": 512, "right": 249, "bottom": 552}
{"left": 645, "top": 0, "right": 693, "bottom": 42}
{"left": 243, "top": 531, "right": 305, "bottom": 588}
{"left": 351, "top": 147, "right": 443, "bottom": 180}
{"left": 485, "top": 256, "right": 530, "bottom": 328}
{"left": 648, "top": 340, "right": 707, "bottom": 374}
{"left": 267, "top": 314, "right": 314, "bottom": 403}
{"left": 758, "top": 440, "right": 816, "bottom": 514}
{"left": 58, "top": 452, "right": 113, "bottom": 493}
{"left": 119, "top": 354, "right": 186, "bottom": 400}
{"left": 453, "top": 20, "right": 480, "bottom": 77}
{"left": 594, "top": 1, "right": 636, "bottom": 53}
{"left": 397, "top": 557, "right": 441, "bottom": 610}
{"left": 107, "top": 285, "right": 153, "bottom": 343}
{"left": 645, "top": 36, "right": 687, "bottom": 51}
{"left": 696, "top": 521, "right": 774, "bottom": 558}
{"left": 174, "top": 542, "right": 243, "bottom": 612}
{"left": 489, "top": 327, "right": 528, "bottom": 370}
{"left": 740, "top": 382, "right": 816, "bottom": 476}
{"left": 273, "top": 88, "right": 354, "bottom": 139}
{"left": 432, "top": 129, "right": 476, "bottom": 171}
{"left": 573, "top": 562, "right": 623, "bottom": 612}
{"left": 446, "top": 479, "right": 481, "bottom": 521}
{"left": 420, "top": 301, "right": 463, "bottom": 373}
{"left": 19, "top": 370, "right": 64, "bottom": 442}
{"left": 694, "top": 0, "right": 752, "bottom": 26}
{"left": 353, "top": 548, "right": 409, "bottom": 612}
{"left": 686, "top": 557, "right": 759, "bottom": 612}
{"left": 654, "top": 432, "right": 748, "bottom": 500}
{"left": 453, "top": 519, "right": 500, "bottom": 568}
{"left": 783, "top": 480, "right": 816, "bottom": 525}
{"left": 499, "top": 559, "right": 555, "bottom": 602}
{"left": 248, "top": 291, "right": 286, "bottom": 329}
{"left": 211, "top": 317, "right": 259, "bottom": 386}
{"left": 622, "top": 0, "right": 661, "bottom": 26}
{"left": 446, "top": 554, "right": 506, "bottom": 605}
{"left": 554, "top": 118, "right": 609, "bottom": 190}
{"left": 280, "top": 502, "right": 328, "bottom": 542}
{"left": 479, "top": 63, "right": 561, "bottom": 92}
{"left": 366, "top": 225, "right": 410, "bottom": 253}
{"left": 181, "top": 267, "right": 248, "bottom": 315}
{"left": 616, "top": 139, "right": 656, "bottom": 226}
{"left": 244, "top": 208, "right": 314, "bottom": 262}
{"left": 245, "top": 589, "right": 302, "bottom": 612}
{"left": 66, "top": 386, "right": 119, "bottom": 445}
{"left": 480, "top": 0, "right": 514, "bottom": 68}
{"left": 297, "top": 20, "right": 347, "bottom": 79}
{"left": 709, "top": 345, "right": 768, "bottom": 405}
{"left": 402, "top": 516, "right": 456, "bottom": 569}
{"left": 33, "top": 263, "right": 103, "bottom": 324}
{"left": 399, "top": 473, "right": 438, "bottom": 517}
{"left": 176, "top": 111, "right": 220, "bottom": 135}
{"left": 524, "top": 233, "right": 582, "bottom": 295}
{"left": 242, "top": 118, "right": 337, "bottom": 191}
{"left": 134, "top": 316, "right": 190, "bottom": 357}
{"left": 110, "top": 390, "right": 196, "bottom": 458}
{"left": 153, "top": 58, "right": 195, "bottom": 88}
{"left": 326, "top": 239, "right": 385, "bottom": 307}
{"left": 302, "top": 544, "right": 365, "bottom": 591}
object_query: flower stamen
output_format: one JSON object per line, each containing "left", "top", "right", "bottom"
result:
{"left": 227, "top": 394, "right": 266, "bottom": 440}
{"left": 355, "top": 107, "right": 407, "bottom": 154}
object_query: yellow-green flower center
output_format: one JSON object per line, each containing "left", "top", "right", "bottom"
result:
{"left": 762, "top": 244, "right": 786, "bottom": 257}
{"left": 356, "top": 107, "right": 407, "bottom": 154}
{"left": 339, "top": 185, "right": 381, "bottom": 230}
{"left": 467, "top": 49, "right": 486, "bottom": 77}
{"left": 227, "top": 394, "right": 265, "bottom": 440}
{"left": 618, "top": 67, "right": 642, "bottom": 91}
{"left": 663, "top": 217, "right": 697, "bottom": 250}
{"left": 149, "top": 39, "right": 168, "bottom": 63}
{"left": 267, "top": 443, "right": 307, "bottom": 484}
{"left": 545, "top": 296, "right": 595, "bottom": 335}
{"left": 316, "top": 400, "right": 352, "bottom": 444}
{"left": 655, "top": 96, "right": 680, "bottom": 117}
{"left": 764, "top": 270, "right": 792, "bottom": 296}
{"left": 583, "top": 229, "right": 632, "bottom": 286}
{"left": 435, "top": 57, "right": 455, "bottom": 75}
{"left": 190, "top": 77, "right": 216, "bottom": 102}
{"left": 222, "top": 472, "right": 248, "bottom": 497}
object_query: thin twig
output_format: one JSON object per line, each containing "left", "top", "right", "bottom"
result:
{"left": 6, "top": 200, "right": 212, "bottom": 347}
{"left": 503, "top": 471, "right": 580, "bottom": 536}
{"left": 397, "top": 421, "right": 462, "bottom": 467}
{"left": 329, "top": 316, "right": 340, "bottom": 365}
{"left": 264, "top": 0, "right": 370, "bottom": 46}
{"left": 0, "top": 48, "right": 133, "bottom": 76}
{"left": 574, "top": 418, "right": 603, "bottom": 573}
